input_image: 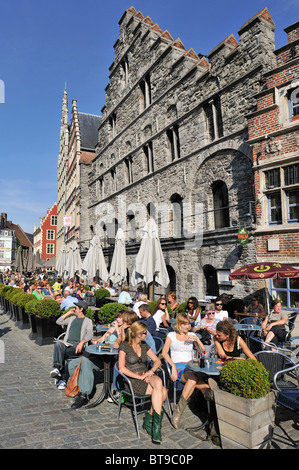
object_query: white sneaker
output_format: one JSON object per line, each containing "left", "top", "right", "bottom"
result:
{"left": 50, "top": 368, "right": 61, "bottom": 379}
{"left": 57, "top": 380, "right": 67, "bottom": 390}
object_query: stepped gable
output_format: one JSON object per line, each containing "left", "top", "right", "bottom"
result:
{"left": 238, "top": 6, "right": 275, "bottom": 34}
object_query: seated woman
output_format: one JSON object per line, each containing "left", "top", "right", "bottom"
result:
{"left": 119, "top": 321, "right": 168, "bottom": 444}
{"left": 152, "top": 297, "right": 171, "bottom": 338}
{"left": 192, "top": 303, "right": 219, "bottom": 346}
{"left": 118, "top": 284, "right": 133, "bottom": 306}
{"left": 162, "top": 313, "right": 212, "bottom": 429}
{"left": 214, "top": 320, "right": 257, "bottom": 361}
{"left": 246, "top": 296, "right": 265, "bottom": 316}
{"left": 186, "top": 297, "right": 201, "bottom": 326}
{"left": 261, "top": 299, "right": 289, "bottom": 345}
{"left": 167, "top": 292, "right": 179, "bottom": 315}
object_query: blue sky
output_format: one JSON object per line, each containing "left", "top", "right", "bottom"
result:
{"left": 0, "top": 0, "right": 297, "bottom": 233}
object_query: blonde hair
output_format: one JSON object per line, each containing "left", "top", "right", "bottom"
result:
{"left": 175, "top": 313, "right": 191, "bottom": 334}
{"left": 122, "top": 284, "right": 130, "bottom": 292}
{"left": 125, "top": 321, "right": 147, "bottom": 346}
{"left": 138, "top": 293, "right": 148, "bottom": 302}
{"left": 122, "top": 311, "right": 138, "bottom": 325}
{"left": 168, "top": 291, "right": 176, "bottom": 301}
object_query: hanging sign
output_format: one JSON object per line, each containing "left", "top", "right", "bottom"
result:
{"left": 238, "top": 226, "right": 249, "bottom": 246}
{"left": 63, "top": 215, "right": 72, "bottom": 227}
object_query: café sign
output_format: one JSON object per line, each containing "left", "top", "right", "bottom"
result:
{"left": 238, "top": 226, "right": 249, "bottom": 245}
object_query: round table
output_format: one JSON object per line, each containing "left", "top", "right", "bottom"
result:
{"left": 96, "top": 324, "right": 111, "bottom": 333}
{"left": 186, "top": 357, "right": 223, "bottom": 433}
{"left": 84, "top": 344, "right": 119, "bottom": 408}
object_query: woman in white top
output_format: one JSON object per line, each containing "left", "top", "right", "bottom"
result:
{"left": 162, "top": 313, "right": 212, "bottom": 429}
{"left": 133, "top": 293, "right": 149, "bottom": 317}
{"left": 152, "top": 297, "right": 170, "bottom": 330}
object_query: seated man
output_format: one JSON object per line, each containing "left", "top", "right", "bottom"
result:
{"left": 214, "top": 297, "right": 228, "bottom": 321}
{"left": 60, "top": 290, "right": 78, "bottom": 311}
{"left": 138, "top": 303, "right": 157, "bottom": 337}
{"left": 50, "top": 300, "right": 93, "bottom": 389}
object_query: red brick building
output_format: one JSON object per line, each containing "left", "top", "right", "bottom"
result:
{"left": 247, "top": 21, "right": 299, "bottom": 309}
{"left": 33, "top": 203, "right": 57, "bottom": 263}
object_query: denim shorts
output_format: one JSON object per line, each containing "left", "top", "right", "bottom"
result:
{"left": 175, "top": 362, "right": 188, "bottom": 382}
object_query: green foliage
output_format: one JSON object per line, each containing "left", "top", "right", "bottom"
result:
{"left": 7, "top": 288, "right": 23, "bottom": 303}
{"left": 219, "top": 359, "right": 271, "bottom": 399}
{"left": 95, "top": 288, "right": 111, "bottom": 299}
{"left": 2, "top": 286, "right": 14, "bottom": 298}
{"left": 84, "top": 285, "right": 90, "bottom": 291}
{"left": 24, "top": 299, "right": 40, "bottom": 315}
{"left": 176, "top": 301, "right": 188, "bottom": 313}
{"left": 33, "top": 298, "right": 61, "bottom": 319}
{"left": 13, "top": 292, "right": 34, "bottom": 307}
{"left": 97, "top": 302, "right": 129, "bottom": 324}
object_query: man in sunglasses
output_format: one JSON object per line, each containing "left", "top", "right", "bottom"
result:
{"left": 214, "top": 297, "right": 228, "bottom": 322}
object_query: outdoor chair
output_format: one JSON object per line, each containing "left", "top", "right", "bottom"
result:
{"left": 163, "top": 357, "right": 184, "bottom": 409}
{"left": 114, "top": 361, "right": 171, "bottom": 438}
{"left": 255, "top": 350, "right": 298, "bottom": 390}
{"left": 152, "top": 335, "right": 164, "bottom": 355}
{"left": 238, "top": 316, "right": 262, "bottom": 340}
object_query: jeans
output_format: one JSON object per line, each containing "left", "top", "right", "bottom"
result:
{"left": 53, "top": 341, "right": 81, "bottom": 381}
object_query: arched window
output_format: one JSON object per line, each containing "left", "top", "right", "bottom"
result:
{"left": 212, "top": 181, "right": 229, "bottom": 229}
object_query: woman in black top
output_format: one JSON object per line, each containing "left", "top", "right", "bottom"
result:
{"left": 214, "top": 320, "right": 256, "bottom": 361}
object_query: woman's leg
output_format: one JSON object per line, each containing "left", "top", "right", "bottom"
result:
{"left": 145, "top": 376, "right": 167, "bottom": 415}
{"left": 181, "top": 370, "right": 210, "bottom": 398}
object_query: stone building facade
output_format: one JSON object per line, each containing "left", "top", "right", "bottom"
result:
{"left": 247, "top": 21, "right": 299, "bottom": 310}
{"left": 87, "top": 7, "right": 278, "bottom": 301}
{"left": 57, "top": 88, "right": 101, "bottom": 256}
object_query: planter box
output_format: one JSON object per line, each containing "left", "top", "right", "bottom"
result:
{"left": 16, "top": 306, "right": 30, "bottom": 330}
{"left": 214, "top": 389, "right": 276, "bottom": 449}
{"left": 35, "top": 316, "right": 63, "bottom": 346}
{"left": 28, "top": 313, "right": 38, "bottom": 340}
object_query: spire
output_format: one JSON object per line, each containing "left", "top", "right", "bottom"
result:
{"left": 61, "top": 84, "right": 68, "bottom": 126}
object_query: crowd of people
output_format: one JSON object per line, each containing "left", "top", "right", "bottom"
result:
{"left": 3, "top": 270, "right": 290, "bottom": 445}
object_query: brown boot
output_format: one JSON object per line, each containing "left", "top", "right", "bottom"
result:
{"left": 171, "top": 395, "right": 190, "bottom": 429}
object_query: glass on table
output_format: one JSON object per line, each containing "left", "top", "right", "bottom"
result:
{"left": 192, "top": 349, "right": 199, "bottom": 366}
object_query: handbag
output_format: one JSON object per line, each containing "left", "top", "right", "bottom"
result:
{"left": 65, "top": 357, "right": 82, "bottom": 398}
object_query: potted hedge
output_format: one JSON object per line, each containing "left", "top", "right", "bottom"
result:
{"left": 7, "top": 288, "right": 23, "bottom": 321}
{"left": 32, "top": 298, "right": 63, "bottom": 345}
{"left": 25, "top": 298, "right": 40, "bottom": 340}
{"left": 214, "top": 359, "right": 275, "bottom": 449}
{"left": 14, "top": 292, "right": 36, "bottom": 329}
{"left": 94, "top": 288, "right": 111, "bottom": 308}
{"left": 97, "top": 302, "right": 129, "bottom": 324}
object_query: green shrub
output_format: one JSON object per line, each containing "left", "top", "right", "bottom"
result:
{"left": 7, "top": 288, "right": 23, "bottom": 303}
{"left": 14, "top": 293, "right": 36, "bottom": 307}
{"left": 176, "top": 301, "right": 188, "bottom": 313}
{"left": 2, "top": 286, "right": 14, "bottom": 299}
{"left": 25, "top": 299, "right": 40, "bottom": 315}
{"left": 95, "top": 288, "right": 111, "bottom": 300}
{"left": 97, "top": 302, "right": 129, "bottom": 324}
{"left": 84, "top": 285, "right": 90, "bottom": 291}
{"left": 219, "top": 359, "right": 271, "bottom": 399}
{"left": 33, "top": 298, "right": 61, "bottom": 319}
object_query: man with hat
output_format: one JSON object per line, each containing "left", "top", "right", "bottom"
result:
{"left": 50, "top": 300, "right": 93, "bottom": 390}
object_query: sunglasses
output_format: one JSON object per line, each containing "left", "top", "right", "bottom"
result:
{"left": 141, "top": 330, "right": 148, "bottom": 335}
{"left": 188, "top": 301, "right": 194, "bottom": 304}
{"left": 160, "top": 302, "right": 166, "bottom": 305}
{"left": 208, "top": 311, "right": 215, "bottom": 314}
{"left": 216, "top": 303, "right": 222, "bottom": 306}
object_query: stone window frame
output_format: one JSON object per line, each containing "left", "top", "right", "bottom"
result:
{"left": 143, "top": 141, "right": 154, "bottom": 174}
{"left": 51, "top": 215, "right": 57, "bottom": 226}
{"left": 204, "top": 96, "right": 223, "bottom": 142}
{"left": 139, "top": 73, "right": 151, "bottom": 112}
{"left": 46, "top": 230, "right": 55, "bottom": 240}
{"left": 166, "top": 125, "right": 181, "bottom": 162}
{"left": 289, "top": 86, "right": 299, "bottom": 122}
{"left": 46, "top": 243, "right": 54, "bottom": 255}
{"left": 262, "top": 163, "right": 299, "bottom": 225}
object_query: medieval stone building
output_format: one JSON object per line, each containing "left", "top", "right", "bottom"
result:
{"left": 85, "top": 6, "right": 280, "bottom": 301}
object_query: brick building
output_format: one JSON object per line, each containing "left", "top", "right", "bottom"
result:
{"left": 33, "top": 203, "right": 57, "bottom": 262}
{"left": 87, "top": 6, "right": 278, "bottom": 302}
{"left": 247, "top": 21, "right": 299, "bottom": 310}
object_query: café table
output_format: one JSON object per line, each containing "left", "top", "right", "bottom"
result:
{"left": 185, "top": 357, "right": 223, "bottom": 432}
{"left": 96, "top": 324, "right": 111, "bottom": 333}
{"left": 84, "top": 343, "right": 119, "bottom": 408}
{"left": 235, "top": 312, "right": 266, "bottom": 321}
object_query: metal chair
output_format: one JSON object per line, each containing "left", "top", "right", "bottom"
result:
{"left": 163, "top": 357, "right": 184, "bottom": 409}
{"left": 255, "top": 350, "right": 298, "bottom": 390}
{"left": 152, "top": 335, "right": 164, "bottom": 355}
{"left": 114, "top": 361, "right": 171, "bottom": 438}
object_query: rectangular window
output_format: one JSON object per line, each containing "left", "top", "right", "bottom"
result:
{"left": 140, "top": 74, "right": 151, "bottom": 111}
{"left": 167, "top": 126, "right": 180, "bottom": 161}
{"left": 268, "top": 192, "right": 282, "bottom": 224}
{"left": 46, "top": 244, "right": 54, "bottom": 254}
{"left": 285, "top": 164, "right": 299, "bottom": 186}
{"left": 271, "top": 277, "right": 299, "bottom": 310}
{"left": 51, "top": 215, "right": 57, "bottom": 226}
{"left": 265, "top": 168, "right": 280, "bottom": 189}
{"left": 287, "top": 189, "right": 299, "bottom": 222}
{"left": 47, "top": 230, "right": 55, "bottom": 240}
{"left": 204, "top": 97, "right": 223, "bottom": 142}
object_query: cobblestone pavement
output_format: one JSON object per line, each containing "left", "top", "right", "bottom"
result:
{"left": 0, "top": 310, "right": 298, "bottom": 454}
